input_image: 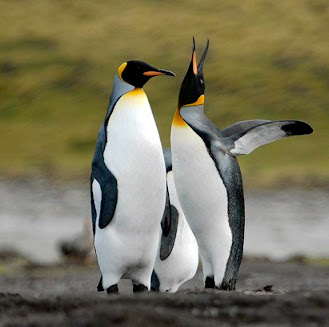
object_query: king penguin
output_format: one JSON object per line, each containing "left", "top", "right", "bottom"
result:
{"left": 170, "top": 38, "right": 313, "bottom": 290}
{"left": 91, "top": 60, "right": 175, "bottom": 293}
{"left": 151, "top": 148, "right": 199, "bottom": 293}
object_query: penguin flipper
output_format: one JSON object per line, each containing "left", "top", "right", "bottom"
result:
{"left": 161, "top": 187, "right": 171, "bottom": 237}
{"left": 91, "top": 156, "right": 118, "bottom": 230}
{"left": 159, "top": 186, "right": 179, "bottom": 261}
{"left": 90, "top": 175, "right": 97, "bottom": 234}
{"left": 221, "top": 120, "right": 272, "bottom": 137}
{"left": 223, "top": 120, "right": 313, "bottom": 156}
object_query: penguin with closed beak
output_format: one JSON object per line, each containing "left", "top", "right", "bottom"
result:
{"left": 171, "top": 39, "right": 313, "bottom": 290}
{"left": 151, "top": 148, "right": 199, "bottom": 293}
{"left": 91, "top": 60, "right": 175, "bottom": 293}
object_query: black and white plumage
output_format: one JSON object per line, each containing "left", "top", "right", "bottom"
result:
{"left": 91, "top": 60, "right": 175, "bottom": 293}
{"left": 171, "top": 39, "right": 313, "bottom": 290}
{"left": 151, "top": 149, "right": 199, "bottom": 293}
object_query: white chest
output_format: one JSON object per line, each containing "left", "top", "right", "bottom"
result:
{"left": 102, "top": 89, "right": 166, "bottom": 229}
{"left": 104, "top": 90, "right": 163, "bottom": 169}
{"left": 171, "top": 124, "right": 230, "bottom": 242}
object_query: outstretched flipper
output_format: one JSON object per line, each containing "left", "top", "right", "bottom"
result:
{"left": 222, "top": 120, "right": 313, "bottom": 156}
{"left": 221, "top": 120, "right": 272, "bottom": 137}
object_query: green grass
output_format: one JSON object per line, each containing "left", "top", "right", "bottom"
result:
{"left": 0, "top": 0, "right": 328, "bottom": 187}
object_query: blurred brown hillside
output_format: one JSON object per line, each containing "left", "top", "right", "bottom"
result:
{"left": 0, "top": 0, "right": 328, "bottom": 188}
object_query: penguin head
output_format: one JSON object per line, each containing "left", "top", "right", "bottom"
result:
{"left": 117, "top": 60, "right": 175, "bottom": 88}
{"left": 178, "top": 38, "right": 209, "bottom": 108}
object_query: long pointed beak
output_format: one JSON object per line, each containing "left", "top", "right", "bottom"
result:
{"left": 197, "top": 39, "right": 209, "bottom": 74}
{"left": 143, "top": 69, "right": 175, "bottom": 77}
{"left": 192, "top": 37, "right": 198, "bottom": 75}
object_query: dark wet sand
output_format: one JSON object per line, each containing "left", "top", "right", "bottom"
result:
{"left": 1, "top": 260, "right": 328, "bottom": 326}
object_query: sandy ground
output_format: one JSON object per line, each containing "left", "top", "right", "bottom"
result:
{"left": 1, "top": 260, "right": 328, "bottom": 326}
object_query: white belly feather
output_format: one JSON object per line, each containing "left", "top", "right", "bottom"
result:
{"left": 171, "top": 124, "right": 232, "bottom": 285}
{"left": 94, "top": 89, "right": 166, "bottom": 288}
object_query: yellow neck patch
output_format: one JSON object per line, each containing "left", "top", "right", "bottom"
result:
{"left": 182, "top": 94, "right": 205, "bottom": 107}
{"left": 124, "top": 87, "right": 145, "bottom": 97}
{"left": 172, "top": 95, "right": 205, "bottom": 127}
{"left": 118, "top": 62, "right": 127, "bottom": 81}
{"left": 172, "top": 108, "right": 186, "bottom": 127}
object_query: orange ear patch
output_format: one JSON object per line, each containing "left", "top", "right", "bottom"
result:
{"left": 118, "top": 62, "right": 127, "bottom": 80}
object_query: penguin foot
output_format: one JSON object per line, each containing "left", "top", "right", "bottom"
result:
{"left": 220, "top": 280, "right": 236, "bottom": 291}
{"left": 205, "top": 276, "right": 220, "bottom": 289}
{"left": 205, "top": 276, "right": 216, "bottom": 289}
{"left": 133, "top": 283, "right": 148, "bottom": 293}
{"left": 97, "top": 276, "right": 104, "bottom": 292}
{"left": 106, "top": 284, "right": 119, "bottom": 294}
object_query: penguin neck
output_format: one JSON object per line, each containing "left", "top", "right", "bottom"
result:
{"left": 107, "top": 74, "right": 134, "bottom": 113}
{"left": 173, "top": 95, "right": 205, "bottom": 128}
{"left": 177, "top": 100, "right": 224, "bottom": 141}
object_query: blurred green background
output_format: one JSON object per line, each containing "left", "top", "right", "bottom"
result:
{"left": 1, "top": 0, "right": 328, "bottom": 188}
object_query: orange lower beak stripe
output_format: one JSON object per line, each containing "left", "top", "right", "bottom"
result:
{"left": 143, "top": 71, "right": 164, "bottom": 76}
{"left": 192, "top": 50, "right": 197, "bottom": 75}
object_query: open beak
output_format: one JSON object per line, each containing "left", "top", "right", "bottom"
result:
{"left": 188, "top": 37, "right": 209, "bottom": 76}
{"left": 197, "top": 39, "right": 209, "bottom": 75}
{"left": 143, "top": 69, "right": 175, "bottom": 77}
{"left": 192, "top": 37, "right": 198, "bottom": 75}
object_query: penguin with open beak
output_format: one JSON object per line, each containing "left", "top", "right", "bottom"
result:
{"left": 91, "top": 60, "right": 175, "bottom": 293}
{"left": 170, "top": 38, "right": 313, "bottom": 290}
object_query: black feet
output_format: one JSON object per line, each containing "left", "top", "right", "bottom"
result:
{"left": 205, "top": 276, "right": 236, "bottom": 291}
{"left": 97, "top": 276, "right": 118, "bottom": 294}
{"left": 133, "top": 283, "right": 148, "bottom": 293}
{"left": 220, "top": 280, "right": 236, "bottom": 291}
{"left": 107, "top": 284, "right": 119, "bottom": 294}
{"left": 97, "top": 276, "right": 104, "bottom": 292}
{"left": 205, "top": 276, "right": 216, "bottom": 289}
